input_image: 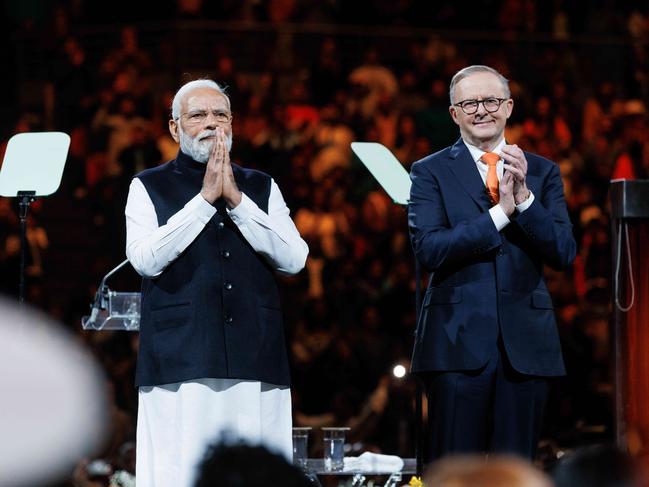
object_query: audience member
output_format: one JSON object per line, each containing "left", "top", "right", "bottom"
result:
{"left": 552, "top": 444, "right": 644, "bottom": 487}
{"left": 425, "top": 455, "right": 553, "bottom": 487}
{"left": 195, "top": 442, "right": 313, "bottom": 487}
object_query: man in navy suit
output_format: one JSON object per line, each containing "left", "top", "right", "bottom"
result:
{"left": 408, "top": 65, "right": 576, "bottom": 461}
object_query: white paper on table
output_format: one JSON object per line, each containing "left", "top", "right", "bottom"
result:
{"left": 343, "top": 452, "right": 405, "bottom": 473}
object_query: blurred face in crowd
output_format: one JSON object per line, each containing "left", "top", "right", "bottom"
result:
{"left": 169, "top": 87, "right": 233, "bottom": 163}
{"left": 426, "top": 455, "right": 553, "bottom": 487}
{"left": 449, "top": 71, "right": 513, "bottom": 150}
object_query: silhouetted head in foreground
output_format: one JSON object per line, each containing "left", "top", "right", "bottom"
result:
{"left": 425, "top": 455, "right": 553, "bottom": 487}
{"left": 195, "top": 443, "right": 313, "bottom": 487}
{"left": 552, "top": 444, "right": 642, "bottom": 487}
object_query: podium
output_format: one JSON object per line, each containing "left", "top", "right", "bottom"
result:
{"left": 81, "top": 291, "right": 140, "bottom": 331}
{"left": 610, "top": 180, "right": 649, "bottom": 454}
{"left": 81, "top": 260, "right": 141, "bottom": 331}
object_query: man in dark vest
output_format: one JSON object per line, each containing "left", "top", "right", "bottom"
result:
{"left": 125, "top": 79, "right": 308, "bottom": 487}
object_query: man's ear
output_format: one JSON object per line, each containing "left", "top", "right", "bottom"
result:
{"left": 449, "top": 105, "right": 460, "bottom": 126}
{"left": 169, "top": 119, "right": 180, "bottom": 143}
{"left": 504, "top": 98, "right": 514, "bottom": 120}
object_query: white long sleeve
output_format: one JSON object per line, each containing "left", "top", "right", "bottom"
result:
{"left": 226, "top": 180, "right": 309, "bottom": 275}
{"left": 125, "top": 178, "right": 217, "bottom": 277}
{"left": 125, "top": 177, "right": 308, "bottom": 278}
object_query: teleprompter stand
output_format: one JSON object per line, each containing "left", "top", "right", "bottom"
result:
{"left": 0, "top": 132, "right": 70, "bottom": 304}
{"left": 350, "top": 142, "right": 426, "bottom": 478}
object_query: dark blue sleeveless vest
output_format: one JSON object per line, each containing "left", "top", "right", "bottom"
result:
{"left": 134, "top": 151, "right": 290, "bottom": 387}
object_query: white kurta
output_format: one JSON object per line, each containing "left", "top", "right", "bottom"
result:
{"left": 125, "top": 173, "right": 308, "bottom": 487}
{"left": 136, "top": 379, "right": 292, "bottom": 487}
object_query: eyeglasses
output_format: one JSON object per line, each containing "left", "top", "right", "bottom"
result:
{"left": 453, "top": 97, "right": 508, "bottom": 115}
{"left": 176, "top": 109, "right": 233, "bottom": 125}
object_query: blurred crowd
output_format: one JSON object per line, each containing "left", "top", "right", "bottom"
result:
{"left": 190, "top": 441, "right": 649, "bottom": 487}
{"left": 2, "top": 0, "right": 649, "bottom": 484}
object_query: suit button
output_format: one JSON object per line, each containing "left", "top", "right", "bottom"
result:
{"left": 224, "top": 282, "right": 233, "bottom": 290}
{"left": 224, "top": 315, "right": 233, "bottom": 324}
{"left": 222, "top": 250, "right": 230, "bottom": 258}
{"left": 497, "top": 249, "right": 504, "bottom": 256}
{"left": 218, "top": 222, "right": 225, "bottom": 229}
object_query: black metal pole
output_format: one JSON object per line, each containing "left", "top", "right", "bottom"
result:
{"left": 17, "top": 191, "right": 36, "bottom": 305}
{"left": 414, "top": 257, "right": 424, "bottom": 478}
{"left": 19, "top": 208, "right": 27, "bottom": 304}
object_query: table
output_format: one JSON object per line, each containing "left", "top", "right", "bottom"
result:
{"left": 304, "top": 458, "right": 416, "bottom": 475}
{"left": 301, "top": 458, "right": 417, "bottom": 487}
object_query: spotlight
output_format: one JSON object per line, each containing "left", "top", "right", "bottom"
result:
{"left": 392, "top": 364, "right": 406, "bottom": 379}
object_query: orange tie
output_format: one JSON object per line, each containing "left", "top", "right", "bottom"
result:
{"left": 481, "top": 152, "right": 500, "bottom": 204}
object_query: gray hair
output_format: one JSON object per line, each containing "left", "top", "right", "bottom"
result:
{"left": 449, "top": 65, "right": 510, "bottom": 104}
{"left": 171, "top": 79, "right": 230, "bottom": 120}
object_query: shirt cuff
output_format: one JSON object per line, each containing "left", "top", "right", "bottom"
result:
{"left": 226, "top": 192, "right": 256, "bottom": 224}
{"left": 490, "top": 204, "right": 510, "bottom": 231}
{"left": 516, "top": 190, "right": 535, "bottom": 213}
{"left": 188, "top": 194, "right": 217, "bottom": 224}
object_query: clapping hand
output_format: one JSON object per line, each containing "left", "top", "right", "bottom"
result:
{"left": 501, "top": 144, "right": 530, "bottom": 205}
{"left": 499, "top": 169, "right": 516, "bottom": 217}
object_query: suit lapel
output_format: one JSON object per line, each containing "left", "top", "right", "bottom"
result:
{"left": 447, "top": 139, "right": 492, "bottom": 211}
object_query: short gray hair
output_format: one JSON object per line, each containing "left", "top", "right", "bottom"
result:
{"left": 449, "top": 65, "right": 510, "bottom": 104}
{"left": 171, "top": 79, "right": 230, "bottom": 120}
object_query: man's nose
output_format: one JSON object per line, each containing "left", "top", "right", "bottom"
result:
{"left": 203, "top": 115, "right": 218, "bottom": 129}
{"left": 475, "top": 100, "right": 488, "bottom": 115}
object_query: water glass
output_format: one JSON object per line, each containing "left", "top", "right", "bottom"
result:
{"left": 292, "top": 427, "right": 311, "bottom": 468}
{"left": 322, "top": 427, "right": 350, "bottom": 471}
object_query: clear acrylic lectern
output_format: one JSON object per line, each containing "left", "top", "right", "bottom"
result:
{"left": 81, "top": 260, "right": 140, "bottom": 331}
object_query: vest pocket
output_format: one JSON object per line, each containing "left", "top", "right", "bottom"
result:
{"left": 152, "top": 302, "right": 192, "bottom": 331}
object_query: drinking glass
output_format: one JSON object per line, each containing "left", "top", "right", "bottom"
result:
{"left": 322, "top": 427, "right": 350, "bottom": 472}
{"left": 292, "top": 427, "right": 311, "bottom": 468}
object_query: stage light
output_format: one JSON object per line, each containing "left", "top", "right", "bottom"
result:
{"left": 393, "top": 364, "right": 406, "bottom": 379}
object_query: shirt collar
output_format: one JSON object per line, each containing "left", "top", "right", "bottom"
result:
{"left": 464, "top": 138, "right": 506, "bottom": 164}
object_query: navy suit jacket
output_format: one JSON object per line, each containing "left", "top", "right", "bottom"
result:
{"left": 408, "top": 139, "right": 576, "bottom": 377}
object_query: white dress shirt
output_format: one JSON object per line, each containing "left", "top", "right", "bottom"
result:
{"left": 464, "top": 139, "right": 535, "bottom": 231}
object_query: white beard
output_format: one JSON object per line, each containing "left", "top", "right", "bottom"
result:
{"left": 178, "top": 127, "right": 233, "bottom": 163}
